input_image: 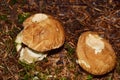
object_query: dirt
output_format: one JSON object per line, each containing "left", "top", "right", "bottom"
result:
{"left": 0, "top": 0, "right": 120, "bottom": 80}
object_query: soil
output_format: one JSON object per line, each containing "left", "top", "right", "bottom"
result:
{"left": 0, "top": 0, "right": 120, "bottom": 80}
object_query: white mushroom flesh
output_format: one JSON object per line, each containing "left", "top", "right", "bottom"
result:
{"left": 19, "top": 47, "right": 47, "bottom": 63}
{"left": 86, "top": 34, "right": 104, "bottom": 54}
{"left": 15, "top": 31, "right": 47, "bottom": 64}
{"left": 15, "top": 31, "right": 23, "bottom": 51}
{"left": 32, "top": 14, "right": 48, "bottom": 22}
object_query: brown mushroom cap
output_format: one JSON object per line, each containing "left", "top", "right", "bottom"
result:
{"left": 76, "top": 31, "right": 116, "bottom": 75}
{"left": 22, "top": 13, "right": 65, "bottom": 52}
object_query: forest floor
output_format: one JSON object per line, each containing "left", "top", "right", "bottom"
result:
{"left": 0, "top": 0, "right": 120, "bottom": 80}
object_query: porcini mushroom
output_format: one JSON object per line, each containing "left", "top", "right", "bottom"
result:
{"left": 76, "top": 31, "right": 116, "bottom": 75}
{"left": 15, "top": 13, "right": 65, "bottom": 64}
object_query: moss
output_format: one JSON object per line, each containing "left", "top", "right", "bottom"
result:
{"left": 18, "top": 12, "right": 31, "bottom": 23}
{"left": 86, "top": 75, "right": 93, "bottom": 80}
{"left": 0, "top": 14, "right": 8, "bottom": 21}
{"left": 18, "top": 61, "right": 37, "bottom": 80}
{"left": 22, "top": 73, "right": 33, "bottom": 80}
{"left": 64, "top": 43, "right": 75, "bottom": 56}
{"left": 9, "top": 0, "right": 18, "bottom": 5}
{"left": 18, "top": 61, "right": 35, "bottom": 71}
{"left": 60, "top": 77, "right": 67, "bottom": 80}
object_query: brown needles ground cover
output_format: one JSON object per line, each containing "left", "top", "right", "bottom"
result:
{"left": 0, "top": 0, "right": 120, "bottom": 80}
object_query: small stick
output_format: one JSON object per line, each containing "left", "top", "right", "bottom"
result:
{"left": 3, "top": 60, "right": 18, "bottom": 80}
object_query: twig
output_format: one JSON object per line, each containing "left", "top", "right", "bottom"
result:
{"left": 3, "top": 60, "right": 18, "bottom": 80}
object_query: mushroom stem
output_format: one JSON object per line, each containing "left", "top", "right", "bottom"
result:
{"left": 19, "top": 47, "right": 47, "bottom": 63}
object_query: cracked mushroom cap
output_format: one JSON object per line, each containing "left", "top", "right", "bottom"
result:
{"left": 21, "top": 13, "right": 65, "bottom": 52}
{"left": 76, "top": 31, "right": 116, "bottom": 75}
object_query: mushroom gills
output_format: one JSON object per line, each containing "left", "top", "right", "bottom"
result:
{"left": 86, "top": 34, "right": 104, "bottom": 54}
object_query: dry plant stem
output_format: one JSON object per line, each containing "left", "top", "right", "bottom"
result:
{"left": 3, "top": 60, "right": 17, "bottom": 80}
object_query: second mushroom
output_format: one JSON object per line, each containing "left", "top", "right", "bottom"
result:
{"left": 76, "top": 31, "right": 116, "bottom": 75}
